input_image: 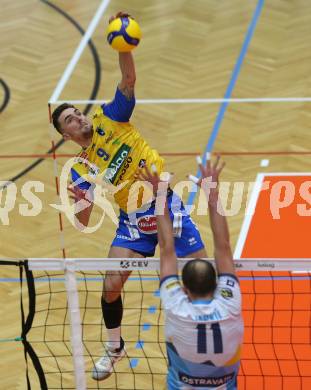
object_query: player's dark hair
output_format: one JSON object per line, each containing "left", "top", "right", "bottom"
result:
{"left": 52, "top": 103, "right": 75, "bottom": 134}
{"left": 182, "top": 259, "right": 217, "bottom": 296}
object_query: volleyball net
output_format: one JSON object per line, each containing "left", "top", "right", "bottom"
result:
{"left": 1, "top": 258, "right": 310, "bottom": 390}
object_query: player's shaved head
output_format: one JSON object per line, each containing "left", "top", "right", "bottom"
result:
{"left": 182, "top": 259, "right": 217, "bottom": 297}
{"left": 52, "top": 103, "right": 75, "bottom": 134}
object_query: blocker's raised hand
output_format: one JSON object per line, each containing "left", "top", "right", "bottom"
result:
{"left": 136, "top": 165, "right": 171, "bottom": 197}
{"left": 189, "top": 154, "right": 225, "bottom": 203}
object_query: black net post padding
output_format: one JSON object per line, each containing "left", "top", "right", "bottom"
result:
{"left": 19, "top": 261, "right": 48, "bottom": 390}
{"left": 19, "top": 261, "right": 31, "bottom": 390}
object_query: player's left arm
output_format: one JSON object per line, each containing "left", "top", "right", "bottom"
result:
{"left": 137, "top": 167, "right": 178, "bottom": 280}
{"left": 67, "top": 185, "right": 94, "bottom": 229}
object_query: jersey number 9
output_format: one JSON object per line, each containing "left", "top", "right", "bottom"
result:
{"left": 97, "top": 148, "right": 110, "bottom": 161}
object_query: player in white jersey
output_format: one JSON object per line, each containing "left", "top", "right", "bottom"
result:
{"left": 139, "top": 157, "right": 244, "bottom": 390}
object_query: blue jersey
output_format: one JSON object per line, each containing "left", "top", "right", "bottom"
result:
{"left": 160, "top": 274, "right": 243, "bottom": 389}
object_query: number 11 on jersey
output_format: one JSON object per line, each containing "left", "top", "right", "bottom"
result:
{"left": 196, "top": 323, "right": 223, "bottom": 354}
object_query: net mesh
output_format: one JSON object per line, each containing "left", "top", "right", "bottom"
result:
{"left": 26, "top": 269, "right": 167, "bottom": 390}
{"left": 239, "top": 269, "right": 311, "bottom": 390}
{"left": 1, "top": 260, "right": 311, "bottom": 390}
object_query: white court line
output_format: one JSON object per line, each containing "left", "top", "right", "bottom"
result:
{"left": 49, "top": 0, "right": 111, "bottom": 104}
{"left": 260, "top": 159, "right": 269, "bottom": 167}
{"left": 234, "top": 171, "right": 311, "bottom": 259}
{"left": 233, "top": 173, "right": 265, "bottom": 260}
{"left": 52, "top": 97, "right": 311, "bottom": 105}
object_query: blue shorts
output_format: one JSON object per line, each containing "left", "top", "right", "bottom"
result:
{"left": 111, "top": 191, "right": 205, "bottom": 257}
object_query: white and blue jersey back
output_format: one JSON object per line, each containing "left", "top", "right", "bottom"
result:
{"left": 160, "top": 273, "right": 244, "bottom": 389}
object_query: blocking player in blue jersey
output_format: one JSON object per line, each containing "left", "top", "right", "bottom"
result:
{"left": 141, "top": 156, "right": 244, "bottom": 390}
{"left": 51, "top": 11, "right": 207, "bottom": 381}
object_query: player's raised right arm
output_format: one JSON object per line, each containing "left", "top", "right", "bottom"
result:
{"left": 118, "top": 52, "right": 136, "bottom": 99}
{"left": 190, "top": 156, "right": 236, "bottom": 276}
{"left": 208, "top": 186, "right": 235, "bottom": 276}
{"left": 137, "top": 167, "right": 178, "bottom": 280}
{"left": 109, "top": 12, "right": 136, "bottom": 99}
{"left": 102, "top": 13, "right": 136, "bottom": 122}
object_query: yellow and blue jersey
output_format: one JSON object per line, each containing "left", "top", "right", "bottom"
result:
{"left": 71, "top": 87, "right": 206, "bottom": 258}
{"left": 71, "top": 87, "right": 164, "bottom": 212}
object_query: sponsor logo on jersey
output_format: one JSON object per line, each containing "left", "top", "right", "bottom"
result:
{"left": 166, "top": 281, "right": 180, "bottom": 290}
{"left": 120, "top": 260, "right": 149, "bottom": 269}
{"left": 220, "top": 288, "right": 233, "bottom": 299}
{"left": 75, "top": 151, "right": 90, "bottom": 168}
{"left": 179, "top": 372, "right": 235, "bottom": 387}
{"left": 112, "top": 138, "right": 121, "bottom": 146}
{"left": 167, "top": 288, "right": 181, "bottom": 298}
{"left": 115, "top": 157, "right": 133, "bottom": 184}
{"left": 96, "top": 126, "right": 105, "bottom": 136}
{"left": 88, "top": 163, "right": 100, "bottom": 178}
{"left": 77, "top": 151, "right": 88, "bottom": 161}
{"left": 188, "top": 237, "right": 197, "bottom": 246}
{"left": 138, "top": 159, "right": 146, "bottom": 168}
{"left": 116, "top": 234, "right": 134, "bottom": 241}
{"left": 226, "top": 279, "right": 235, "bottom": 287}
{"left": 105, "top": 131, "right": 113, "bottom": 144}
{"left": 137, "top": 215, "right": 157, "bottom": 234}
{"left": 104, "top": 144, "right": 131, "bottom": 184}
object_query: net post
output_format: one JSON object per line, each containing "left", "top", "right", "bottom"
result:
{"left": 64, "top": 259, "right": 86, "bottom": 390}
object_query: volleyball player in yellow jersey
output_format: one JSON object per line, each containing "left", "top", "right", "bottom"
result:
{"left": 52, "top": 11, "right": 207, "bottom": 381}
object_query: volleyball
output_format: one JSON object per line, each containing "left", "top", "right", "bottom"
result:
{"left": 106, "top": 17, "right": 142, "bottom": 52}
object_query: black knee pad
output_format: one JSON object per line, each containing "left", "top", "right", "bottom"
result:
{"left": 101, "top": 295, "right": 123, "bottom": 329}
